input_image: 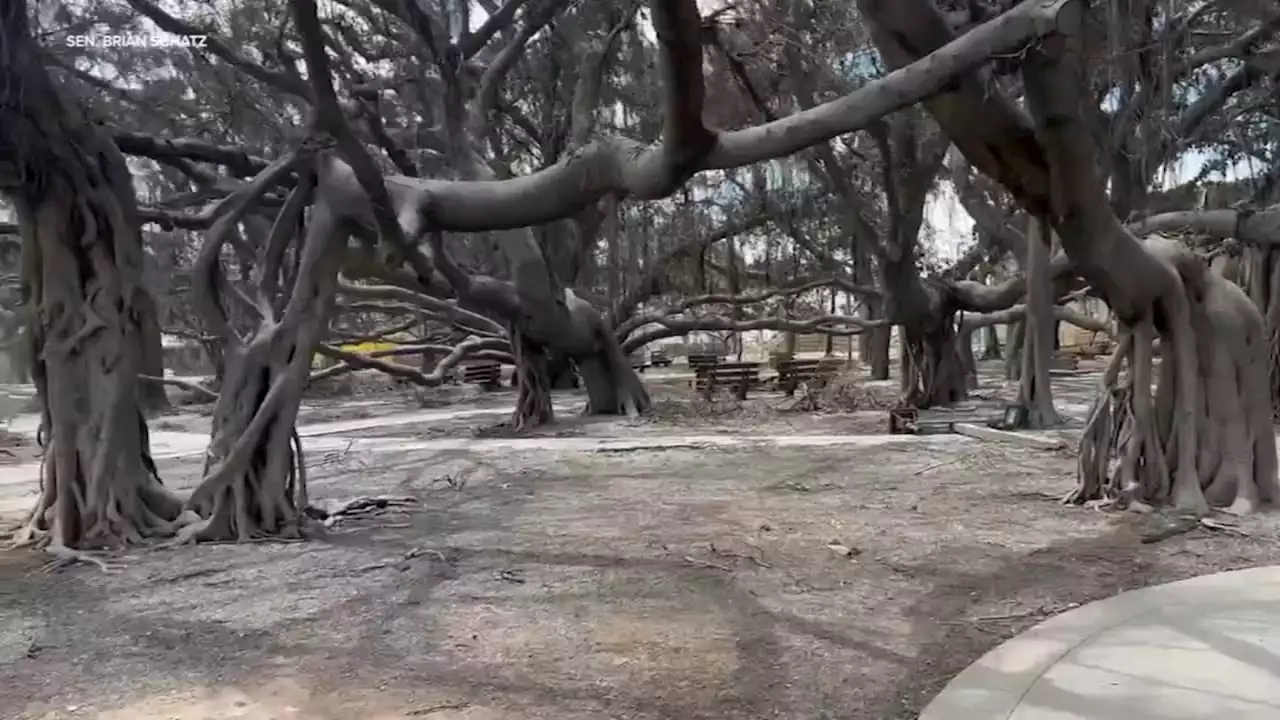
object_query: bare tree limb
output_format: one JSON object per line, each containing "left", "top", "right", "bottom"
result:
{"left": 126, "top": 0, "right": 314, "bottom": 100}
{"left": 327, "top": 0, "right": 1081, "bottom": 235}
{"left": 1127, "top": 204, "right": 1280, "bottom": 244}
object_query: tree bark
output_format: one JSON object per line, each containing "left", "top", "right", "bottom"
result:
{"left": 3, "top": 2, "right": 187, "bottom": 549}
{"left": 1005, "top": 320, "right": 1024, "bottom": 380}
{"left": 982, "top": 324, "right": 1002, "bottom": 360}
{"left": 182, "top": 166, "right": 338, "bottom": 542}
{"left": 1019, "top": 215, "right": 1060, "bottom": 428}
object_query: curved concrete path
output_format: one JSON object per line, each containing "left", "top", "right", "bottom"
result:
{"left": 919, "top": 565, "right": 1280, "bottom": 719}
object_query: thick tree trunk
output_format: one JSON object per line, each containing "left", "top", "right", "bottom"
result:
{"left": 981, "top": 324, "right": 1002, "bottom": 360}
{"left": 181, "top": 177, "right": 342, "bottom": 542}
{"left": 1019, "top": 216, "right": 1060, "bottom": 428}
{"left": 901, "top": 315, "right": 967, "bottom": 408}
{"left": 15, "top": 190, "right": 187, "bottom": 549}
{"left": 571, "top": 298, "right": 650, "bottom": 416}
{"left": 1009, "top": 11, "right": 1276, "bottom": 513}
{"left": 866, "top": 321, "right": 892, "bottom": 380}
{"left": 136, "top": 293, "right": 171, "bottom": 412}
{"left": 957, "top": 325, "right": 979, "bottom": 390}
{"left": 510, "top": 327, "right": 555, "bottom": 428}
{"left": 546, "top": 350, "right": 579, "bottom": 389}
{"left": 3, "top": 6, "right": 188, "bottom": 551}
{"left": 1005, "top": 320, "right": 1024, "bottom": 380}
{"left": 1244, "top": 246, "right": 1280, "bottom": 417}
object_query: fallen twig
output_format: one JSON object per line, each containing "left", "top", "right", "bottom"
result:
{"left": 710, "top": 542, "right": 771, "bottom": 568}
{"left": 304, "top": 495, "right": 421, "bottom": 526}
{"left": 497, "top": 568, "right": 525, "bottom": 583}
{"left": 683, "top": 555, "right": 734, "bottom": 572}
{"left": 409, "top": 702, "right": 471, "bottom": 716}
{"left": 912, "top": 452, "right": 977, "bottom": 476}
{"left": 356, "top": 546, "right": 449, "bottom": 574}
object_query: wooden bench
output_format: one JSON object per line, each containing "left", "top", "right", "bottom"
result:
{"left": 461, "top": 362, "right": 502, "bottom": 390}
{"left": 687, "top": 353, "right": 722, "bottom": 372}
{"left": 776, "top": 357, "right": 846, "bottom": 395}
{"left": 630, "top": 352, "right": 649, "bottom": 373}
{"left": 693, "top": 361, "right": 762, "bottom": 400}
{"left": 650, "top": 349, "right": 673, "bottom": 367}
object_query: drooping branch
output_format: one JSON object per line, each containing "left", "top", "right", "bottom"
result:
{"left": 336, "top": 280, "right": 505, "bottom": 337}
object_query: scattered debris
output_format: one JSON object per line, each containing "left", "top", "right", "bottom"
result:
{"left": 1139, "top": 515, "right": 1251, "bottom": 544}
{"left": 912, "top": 452, "right": 976, "bottom": 476}
{"left": 355, "top": 546, "right": 449, "bottom": 574}
{"left": 408, "top": 702, "right": 471, "bottom": 715}
{"left": 683, "top": 555, "right": 734, "bottom": 572}
{"left": 304, "top": 495, "right": 420, "bottom": 526}
{"left": 710, "top": 542, "right": 770, "bottom": 568}
{"left": 496, "top": 568, "right": 526, "bottom": 584}
{"left": 826, "top": 541, "right": 861, "bottom": 558}
{"left": 432, "top": 473, "right": 468, "bottom": 491}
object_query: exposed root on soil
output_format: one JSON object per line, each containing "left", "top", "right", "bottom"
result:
{"left": 1070, "top": 240, "right": 1278, "bottom": 515}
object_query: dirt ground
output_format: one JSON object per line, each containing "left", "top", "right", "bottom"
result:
{"left": 4, "top": 363, "right": 1280, "bottom": 720}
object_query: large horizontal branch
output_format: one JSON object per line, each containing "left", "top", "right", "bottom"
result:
{"left": 326, "top": 0, "right": 1078, "bottom": 234}
{"left": 961, "top": 302, "right": 1113, "bottom": 337}
{"left": 948, "top": 252, "right": 1075, "bottom": 313}
{"left": 1127, "top": 204, "right": 1280, "bottom": 245}
{"left": 114, "top": 132, "right": 271, "bottom": 177}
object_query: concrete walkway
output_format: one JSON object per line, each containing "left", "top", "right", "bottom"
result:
{"left": 919, "top": 565, "right": 1280, "bottom": 719}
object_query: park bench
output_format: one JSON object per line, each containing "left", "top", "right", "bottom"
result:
{"left": 461, "top": 362, "right": 502, "bottom": 390}
{"left": 693, "top": 361, "right": 762, "bottom": 400}
{"left": 687, "top": 352, "right": 722, "bottom": 373}
{"left": 650, "top": 349, "right": 673, "bottom": 367}
{"left": 776, "top": 357, "right": 846, "bottom": 395}
{"left": 629, "top": 351, "right": 649, "bottom": 373}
